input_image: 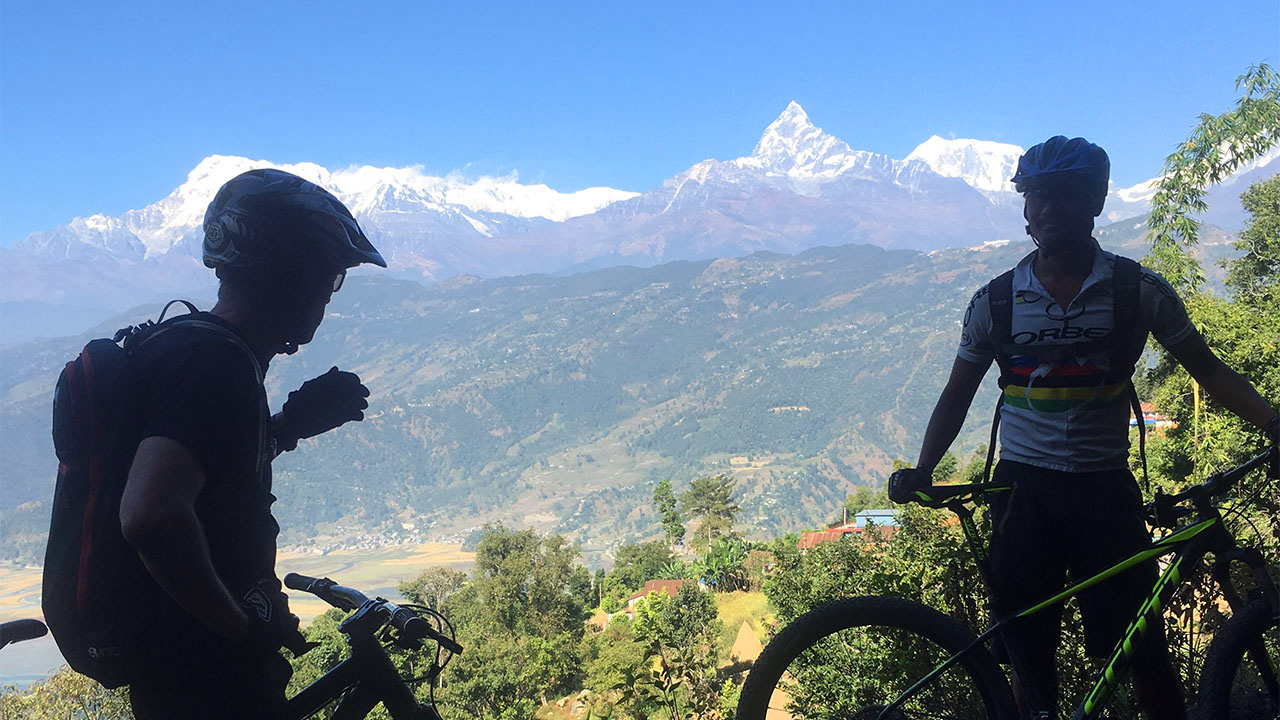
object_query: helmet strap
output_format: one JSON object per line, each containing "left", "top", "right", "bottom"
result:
{"left": 1025, "top": 224, "right": 1040, "bottom": 247}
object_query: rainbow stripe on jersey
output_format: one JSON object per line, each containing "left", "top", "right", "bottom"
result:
{"left": 1002, "top": 356, "right": 1129, "bottom": 413}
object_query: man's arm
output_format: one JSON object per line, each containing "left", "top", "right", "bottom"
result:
{"left": 916, "top": 355, "right": 993, "bottom": 472}
{"left": 119, "top": 436, "right": 249, "bottom": 643}
{"left": 1164, "top": 330, "right": 1277, "bottom": 431}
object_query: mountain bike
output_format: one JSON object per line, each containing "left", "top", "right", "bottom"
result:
{"left": 0, "top": 619, "right": 47, "bottom": 651}
{"left": 736, "top": 444, "right": 1279, "bottom": 720}
{"left": 282, "top": 573, "right": 463, "bottom": 720}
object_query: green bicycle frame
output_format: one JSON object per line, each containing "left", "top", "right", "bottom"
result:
{"left": 881, "top": 509, "right": 1231, "bottom": 720}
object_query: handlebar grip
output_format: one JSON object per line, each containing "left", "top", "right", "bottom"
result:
{"left": 284, "top": 573, "right": 369, "bottom": 612}
{"left": 283, "top": 573, "right": 316, "bottom": 591}
{"left": 0, "top": 619, "right": 48, "bottom": 647}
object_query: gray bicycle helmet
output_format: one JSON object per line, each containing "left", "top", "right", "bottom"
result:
{"left": 1010, "top": 136, "right": 1110, "bottom": 215}
{"left": 203, "top": 169, "right": 387, "bottom": 270}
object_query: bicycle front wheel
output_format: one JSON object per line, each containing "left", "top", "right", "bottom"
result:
{"left": 1198, "top": 598, "right": 1279, "bottom": 720}
{"left": 737, "top": 596, "right": 1016, "bottom": 720}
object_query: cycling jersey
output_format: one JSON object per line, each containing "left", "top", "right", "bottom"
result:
{"left": 125, "top": 313, "right": 292, "bottom": 716}
{"left": 957, "top": 240, "right": 1194, "bottom": 472}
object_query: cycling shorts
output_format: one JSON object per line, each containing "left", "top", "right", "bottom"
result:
{"left": 987, "top": 460, "right": 1163, "bottom": 660}
{"left": 129, "top": 639, "right": 291, "bottom": 720}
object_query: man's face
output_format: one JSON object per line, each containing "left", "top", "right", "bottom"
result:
{"left": 1023, "top": 181, "right": 1097, "bottom": 252}
{"left": 284, "top": 265, "right": 345, "bottom": 347}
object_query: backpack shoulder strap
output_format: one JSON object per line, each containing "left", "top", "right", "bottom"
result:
{"left": 982, "top": 269, "right": 1016, "bottom": 483}
{"left": 134, "top": 304, "right": 269, "bottom": 481}
{"left": 1111, "top": 256, "right": 1141, "bottom": 351}
{"left": 1110, "top": 255, "right": 1149, "bottom": 490}
{"left": 137, "top": 308, "right": 264, "bottom": 385}
{"left": 156, "top": 319, "right": 263, "bottom": 385}
{"left": 987, "top": 269, "right": 1016, "bottom": 387}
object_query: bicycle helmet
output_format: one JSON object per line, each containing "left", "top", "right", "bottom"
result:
{"left": 1010, "top": 136, "right": 1110, "bottom": 216}
{"left": 203, "top": 168, "right": 387, "bottom": 271}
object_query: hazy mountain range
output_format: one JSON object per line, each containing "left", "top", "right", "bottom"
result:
{"left": 4, "top": 102, "right": 1273, "bottom": 343}
{"left": 0, "top": 218, "right": 1242, "bottom": 565}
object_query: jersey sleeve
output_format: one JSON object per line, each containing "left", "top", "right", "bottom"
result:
{"left": 1139, "top": 269, "right": 1195, "bottom": 347}
{"left": 140, "top": 341, "right": 263, "bottom": 482}
{"left": 957, "top": 284, "right": 996, "bottom": 364}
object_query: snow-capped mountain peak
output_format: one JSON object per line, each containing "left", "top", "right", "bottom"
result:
{"left": 17, "top": 156, "right": 639, "bottom": 260}
{"left": 746, "top": 101, "right": 896, "bottom": 181}
{"left": 905, "top": 135, "right": 1024, "bottom": 194}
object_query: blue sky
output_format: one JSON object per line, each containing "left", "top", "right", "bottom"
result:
{"left": 1, "top": 0, "right": 1276, "bottom": 246}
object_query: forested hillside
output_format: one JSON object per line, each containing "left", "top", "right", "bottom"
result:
{"left": 0, "top": 222, "right": 1237, "bottom": 564}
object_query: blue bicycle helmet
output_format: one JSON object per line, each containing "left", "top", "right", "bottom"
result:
{"left": 203, "top": 169, "right": 387, "bottom": 271}
{"left": 1011, "top": 136, "right": 1110, "bottom": 215}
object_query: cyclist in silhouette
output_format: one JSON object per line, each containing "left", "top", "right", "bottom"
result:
{"left": 119, "top": 169, "right": 386, "bottom": 719}
{"left": 892, "top": 136, "right": 1278, "bottom": 719}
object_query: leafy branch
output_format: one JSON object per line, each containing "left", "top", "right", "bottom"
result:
{"left": 1145, "top": 62, "right": 1280, "bottom": 292}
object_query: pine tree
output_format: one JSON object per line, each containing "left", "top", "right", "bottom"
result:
{"left": 679, "top": 474, "right": 741, "bottom": 550}
{"left": 652, "top": 477, "right": 686, "bottom": 546}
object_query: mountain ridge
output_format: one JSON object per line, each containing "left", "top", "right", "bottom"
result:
{"left": 0, "top": 221, "right": 1243, "bottom": 564}
{"left": 3, "top": 103, "right": 1274, "bottom": 345}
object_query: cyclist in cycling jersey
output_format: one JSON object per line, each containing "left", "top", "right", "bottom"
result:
{"left": 118, "top": 169, "right": 386, "bottom": 719}
{"left": 891, "top": 136, "right": 1279, "bottom": 719}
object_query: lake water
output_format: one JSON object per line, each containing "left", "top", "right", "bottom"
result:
{"left": 0, "top": 635, "right": 63, "bottom": 688}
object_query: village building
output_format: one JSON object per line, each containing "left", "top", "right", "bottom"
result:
{"left": 621, "top": 578, "right": 693, "bottom": 618}
{"left": 1132, "top": 402, "right": 1176, "bottom": 433}
{"left": 797, "top": 507, "right": 899, "bottom": 550}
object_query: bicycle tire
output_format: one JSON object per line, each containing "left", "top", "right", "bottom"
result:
{"left": 737, "top": 595, "right": 1017, "bottom": 720}
{"left": 1197, "top": 598, "right": 1279, "bottom": 720}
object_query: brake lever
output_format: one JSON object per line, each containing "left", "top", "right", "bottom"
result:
{"left": 1149, "top": 492, "right": 1191, "bottom": 529}
{"left": 285, "top": 632, "right": 321, "bottom": 656}
{"left": 394, "top": 632, "right": 424, "bottom": 652}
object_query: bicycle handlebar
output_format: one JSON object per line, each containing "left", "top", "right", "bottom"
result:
{"left": 284, "top": 573, "right": 463, "bottom": 655}
{"left": 904, "top": 482, "right": 1009, "bottom": 508}
{"left": 1146, "top": 444, "right": 1277, "bottom": 527}
{"left": 284, "top": 573, "right": 368, "bottom": 612}
{"left": 0, "top": 619, "right": 48, "bottom": 649}
{"left": 902, "top": 445, "right": 1276, "bottom": 518}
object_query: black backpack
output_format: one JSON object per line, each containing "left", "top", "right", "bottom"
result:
{"left": 42, "top": 301, "right": 262, "bottom": 687}
{"left": 980, "top": 256, "right": 1149, "bottom": 485}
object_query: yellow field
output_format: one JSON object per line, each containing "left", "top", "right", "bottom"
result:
{"left": 713, "top": 590, "right": 773, "bottom": 660}
{"left": 277, "top": 542, "right": 475, "bottom": 621}
{"left": 0, "top": 542, "right": 475, "bottom": 626}
{"left": 0, "top": 568, "right": 42, "bottom": 623}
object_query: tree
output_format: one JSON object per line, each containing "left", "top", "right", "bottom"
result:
{"left": 609, "top": 540, "right": 676, "bottom": 594}
{"left": 1146, "top": 63, "right": 1279, "bottom": 292}
{"left": 1228, "top": 175, "right": 1280, "bottom": 309}
{"left": 1131, "top": 64, "right": 1280, "bottom": 705}
{"left": 570, "top": 565, "right": 596, "bottom": 611}
{"left": 958, "top": 444, "right": 989, "bottom": 484}
{"left": 694, "top": 536, "right": 750, "bottom": 592}
{"left": 470, "top": 523, "right": 585, "bottom": 638}
{"left": 1140, "top": 64, "right": 1280, "bottom": 484}
{"left": 581, "top": 619, "right": 650, "bottom": 717}
{"left": 626, "top": 585, "right": 725, "bottom": 720}
{"left": 842, "top": 485, "right": 890, "bottom": 517}
{"left": 931, "top": 451, "right": 959, "bottom": 482}
{"left": 680, "top": 474, "right": 741, "bottom": 550}
{"left": 431, "top": 524, "right": 590, "bottom": 716}
{"left": 398, "top": 566, "right": 467, "bottom": 608}
{"left": 653, "top": 477, "right": 686, "bottom": 546}
{"left": 0, "top": 667, "right": 131, "bottom": 719}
